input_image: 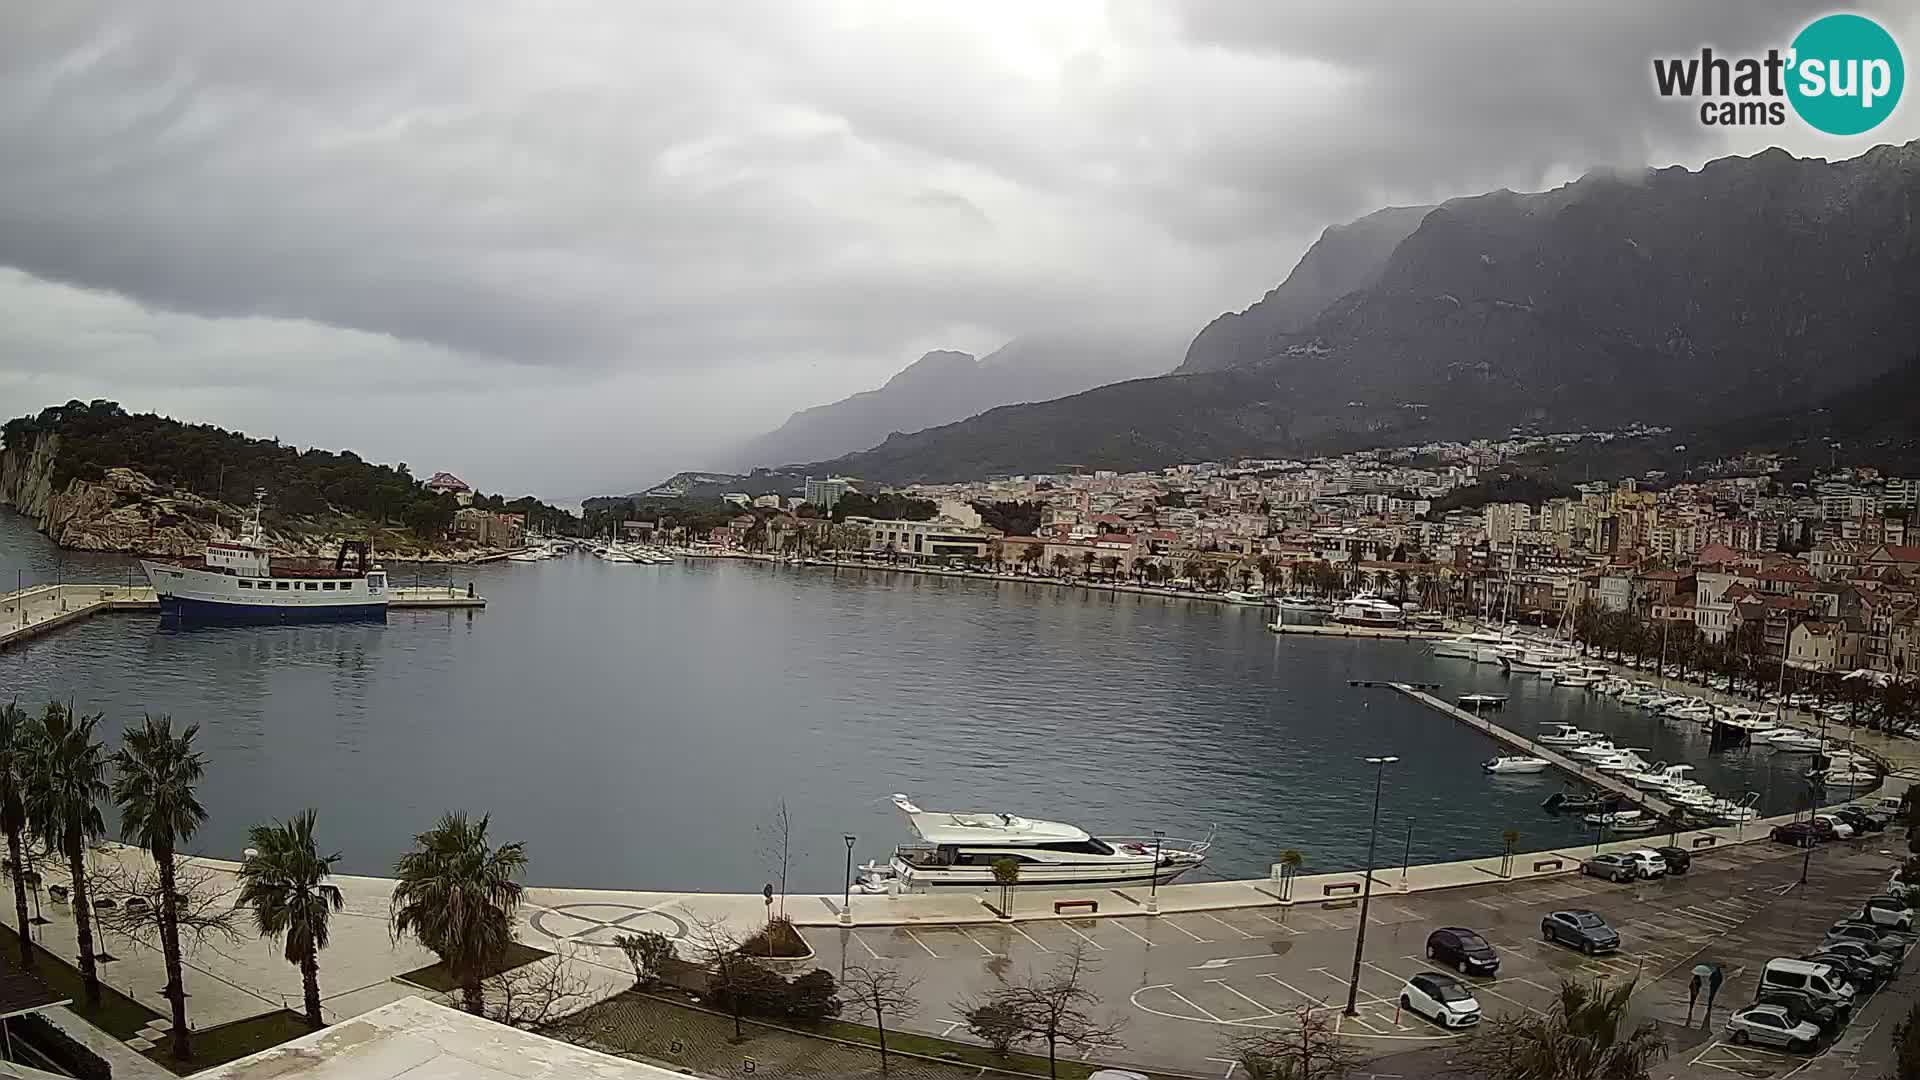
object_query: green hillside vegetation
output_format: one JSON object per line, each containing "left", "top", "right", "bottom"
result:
{"left": 3, "top": 400, "right": 574, "bottom": 538}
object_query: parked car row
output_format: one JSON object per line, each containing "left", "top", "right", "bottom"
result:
{"left": 1770, "top": 800, "right": 1896, "bottom": 849}
{"left": 1724, "top": 880, "right": 1916, "bottom": 1054}
{"left": 1580, "top": 845, "right": 1692, "bottom": 883}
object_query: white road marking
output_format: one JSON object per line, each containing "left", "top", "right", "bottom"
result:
{"left": 1112, "top": 920, "right": 1156, "bottom": 946}
{"left": 1467, "top": 897, "right": 1504, "bottom": 911}
{"left": 1204, "top": 1056, "right": 1241, "bottom": 1079}
{"left": 1203, "top": 912, "right": 1258, "bottom": 940}
{"left": 1007, "top": 923, "right": 1052, "bottom": 954}
{"left": 1206, "top": 979, "right": 1281, "bottom": 1020}
{"left": 1059, "top": 921, "right": 1107, "bottom": 951}
{"left": 1192, "top": 954, "right": 1284, "bottom": 970}
{"left": 1163, "top": 918, "right": 1211, "bottom": 943}
{"left": 850, "top": 932, "right": 881, "bottom": 960}
{"left": 1164, "top": 986, "right": 1225, "bottom": 1023}
{"left": 956, "top": 927, "right": 998, "bottom": 957}
{"left": 903, "top": 929, "right": 940, "bottom": 958}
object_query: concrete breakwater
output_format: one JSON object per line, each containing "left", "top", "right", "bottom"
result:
{"left": 0, "top": 582, "right": 486, "bottom": 651}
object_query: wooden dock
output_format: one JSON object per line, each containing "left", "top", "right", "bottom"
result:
{"left": 1390, "top": 682, "right": 1683, "bottom": 820}
{"left": 1, "top": 582, "right": 484, "bottom": 651}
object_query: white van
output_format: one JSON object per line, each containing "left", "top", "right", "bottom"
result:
{"left": 1759, "top": 959, "right": 1857, "bottom": 1010}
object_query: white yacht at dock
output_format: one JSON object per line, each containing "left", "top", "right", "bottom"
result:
{"left": 1331, "top": 592, "right": 1405, "bottom": 628}
{"left": 860, "top": 794, "right": 1210, "bottom": 891}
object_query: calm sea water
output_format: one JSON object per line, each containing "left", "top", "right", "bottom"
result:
{"left": 0, "top": 509, "right": 1826, "bottom": 892}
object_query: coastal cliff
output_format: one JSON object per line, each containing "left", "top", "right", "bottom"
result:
{"left": 0, "top": 406, "right": 524, "bottom": 562}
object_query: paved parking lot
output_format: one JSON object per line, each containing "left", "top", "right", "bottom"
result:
{"left": 799, "top": 837, "right": 1908, "bottom": 1077}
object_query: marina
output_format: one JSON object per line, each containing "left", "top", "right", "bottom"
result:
{"left": 0, "top": 509, "right": 1867, "bottom": 891}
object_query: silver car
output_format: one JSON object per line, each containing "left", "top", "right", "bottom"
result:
{"left": 1726, "top": 1004, "right": 1821, "bottom": 1052}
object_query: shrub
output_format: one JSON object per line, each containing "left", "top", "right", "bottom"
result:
{"left": 964, "top": 1000, "right": 1024, "bottom": 1055}
{"left": 784, "top": 969, "right": 841, "bottom": 1022}
{"left": 738, "top": 916, "right": 811, "bottom": 959}
{"left": 614, "top": 930, "right": 677, "bottom": 988}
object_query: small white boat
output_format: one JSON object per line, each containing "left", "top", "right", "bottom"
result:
{"left": 1457, "top": 693, "right": 1509, "bottom": 710}
{"left": 1484, "top": 756, "right": 1551, "bottom": 774}
{"left": 1331, "top": 592, "right": 1406, "bottom": 628}
{"left": 1818, "top": 768, "right": 1880, "bottom": 789}
{"left": 1768, "top": 731, "right": 1826, "bottom": 753}
{"left": 875, "top": 794, "right": 1210, "bottom": 890}
{"left": 1592, "top": 750, "right": 1653, "bottom": 777}
{"left": 1567, "top": 740, "right": 1621, "bottom": 761}
{"left": 1536, "top": 724, "right": 1600, "bottom": 747}
{"left": 1222, "top": 590, "right": 1266, "bottom": 605}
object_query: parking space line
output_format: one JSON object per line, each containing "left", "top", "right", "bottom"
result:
{"left": 1162, "top": 918, "right": 1211, "bottom": 944}
{"left": 1466, "top": 897, "right": 1504, "bottom": 911}
{"left": 903, "top": 929, "right": 941, "bottom": 958}
{"left": 850, "top": 931, "right": 881, "bottom": 961}
{"left": 1059, "top": 921, "right": 1107, "bottom": 951}
{"left": 1341, "top": 1012, "right": 1386, "bottom": 1035}
{"left": 1206, "top": 979, "right": 1281, "bottom": 1020}
{"left": 1163, "top": 987, "right": 1225, "bottom": 1023}
{"left": 1246, "top": 911, "right": 1304, "bottom": 935}
{"left": 955, "top": 927, "right": 998, "bottom": 957}
{"left": 1112, "top": 920, "right": 1156, "bottom": 946}
{"left": 1202, "top": 912, "right": 1257, "bottom": 940}
{"left": 1312, "top": 967, "right": 1392, "bottom": 1007}
{"left": 1007, "top": 923, "right": 1052, "bottom": 954}
{"left": 1258, "top": 974, "right": 1333, "bottom": 1011}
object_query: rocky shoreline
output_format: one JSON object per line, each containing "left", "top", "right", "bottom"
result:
{"left": 0, "top": 441, "right": 509, "bottom": 563}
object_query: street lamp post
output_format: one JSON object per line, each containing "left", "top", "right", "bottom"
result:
{"left": 1346, "top": 755, "right": 1398, "bottom": 1017}
{"left": 841, "top": 835, "right": 856, "bottom": 927}
{"left": 1148, "top": 830, "right": 1165, "bottom": 915}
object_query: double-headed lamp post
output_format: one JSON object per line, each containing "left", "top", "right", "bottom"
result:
{"left": 1346, "top": 755, "right": 1398, "bottom": 1017}
{"left": 841, "top": 834, "right": 857, "bottom": 927}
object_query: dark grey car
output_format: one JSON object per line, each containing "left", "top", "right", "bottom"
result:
{"left": 1542, "top": 909, "right": 1619, "bottom": 954}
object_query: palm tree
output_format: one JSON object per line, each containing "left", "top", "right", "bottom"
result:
{"left": 1020, "top": 544, "right": 1044, "bottom": 573}
{"left": 1461, "top": 977, "right": 1665, "bottom": 1080}
{"left": 0, "top": 702, "right": 36, "bottom": 970}
{"left": 1254, "top": 555, "right": 1276, "bottom": 595}
{"left": 390, "top": 812, "right": 528, "bottom": 1014}
{"left": 1079, "top": 550, "right": 1095, "bottom": 578}
{"left": 23, "top": 702, "right": 109, "bottom": 1008}
{"left": 237, "top": 811, "right": 344, "bottom": 1029}
{"left": 1050, "top": 553, "right": 1071, "bottom": 576}
{"left": 112, "top": 715, "right": 208, "bottom": 1060}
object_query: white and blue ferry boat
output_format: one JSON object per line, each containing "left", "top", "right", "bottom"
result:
{"left": 141, "top": 496, "right": 388, "bottom": 622}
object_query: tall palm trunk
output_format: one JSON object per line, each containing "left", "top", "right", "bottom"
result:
{"left": 300, "top": 947, "right": 323, "bottom": 1028}
{"left": 6, "top": 824, "right": 32, "bottom": 969}
{"left": 462, "top": 974, "right": 484, "bottom": 1015}
{"left": 155, "top": 841, "right": 192, "bottom": 1059}
{"left": 65, "top": 830, "right": 101, "bottom": 1008}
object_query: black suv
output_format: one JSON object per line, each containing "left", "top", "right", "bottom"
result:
{"left": 1653, "top": 845, "right": 1692, "bottom": 874}
{"left": 1426, "top": 927, "right": 1500, "bottom": 975}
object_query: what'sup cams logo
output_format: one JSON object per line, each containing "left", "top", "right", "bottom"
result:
{"left": 1654, "top": 13, "right": 1903, "bottom": 134}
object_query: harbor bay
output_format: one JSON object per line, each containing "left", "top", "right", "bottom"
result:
{"left": 1, "top": 508, "right": 1832, "bottom": 894}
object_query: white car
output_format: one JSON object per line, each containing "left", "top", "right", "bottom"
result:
{"left": 1726, "top": 1004, "right": 1821, "bottom": 1052}
{"left": 1812, "top": 814, "right": 1855, "bottom": 839}
{"left": 1399, "top": 972, "right": 1481, "bottom": 1028}
{"left": 1622, "top": 849, "right": 1668, "bottom": 879}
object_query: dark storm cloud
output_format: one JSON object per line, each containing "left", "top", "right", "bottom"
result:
{"left": 2, "top": 1, "right": 1916, "bottom": 494}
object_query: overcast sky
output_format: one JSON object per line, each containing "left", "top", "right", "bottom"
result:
{"left": 3, "top": 1, "right": 1916, "bottom": 502}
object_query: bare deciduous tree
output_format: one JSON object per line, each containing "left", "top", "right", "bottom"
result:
{"left": 759, "top": 800, "right": 794, "bottom": 919}
{"left": 684, "top": 911, "right": 763, "bottom": 1041}
{"left": 959, "top": 943, "right": 1123, "bottom": 1079}
{"left": 482, "top": 953, "right": 598, "bottom": 1039}
{"left": 1228, "top": 1000, "right": 1363, "bottom": 1080}
{"left": 90, "top": 852, "right": 240, "bottom": 953}
{"left": 841, "top": 964, "right": 919, "bottom": 1074}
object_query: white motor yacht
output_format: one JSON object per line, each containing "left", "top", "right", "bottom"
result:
{"left": 1432, "top": 630, "right": 1515, "bottom": 661}
{"left": 872, "top": 794, "right": 1210, "bottom": 890}
{"left": 1637, "top": 764, "right": 1699, "bottom": 794}
{"left": 1767, "top": 730, "right": 1826, "bottom": 753}
{"left": 1484, "top": 756, "right": 1551, "bottom": 774}
{"left": 1567, "top": 739, "right": 1621, "bottom": 761}
{"left": 1503, "top": 646, "right": 1578, "bottom": 674}
{"left": 1593, "top": 750, "right": 1653, "bottom": 777}
{"left": 1817, "top": 768, "right": 1880, "bottom": 790}
{"left": 1536, "top": 724, "right": 1600, "bottom": 747}
{"left": 1331, "top": 592, "right": 1406, "bottom": 628}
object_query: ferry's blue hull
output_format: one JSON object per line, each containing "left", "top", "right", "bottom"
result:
{"left": 159, "top": 596, "right": 388, "bottom": 624}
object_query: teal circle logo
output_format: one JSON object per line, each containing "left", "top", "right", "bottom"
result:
{"left": 1787, "top": 14, "right": 1903, "bottom": 135}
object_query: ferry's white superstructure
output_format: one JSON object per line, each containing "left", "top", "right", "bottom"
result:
{"left": 140, "top": 496, "right": 388, "bottom": 622}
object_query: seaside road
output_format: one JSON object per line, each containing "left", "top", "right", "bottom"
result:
{"left": 797, "top": 837, "right": 1906, "bottom": 1077}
